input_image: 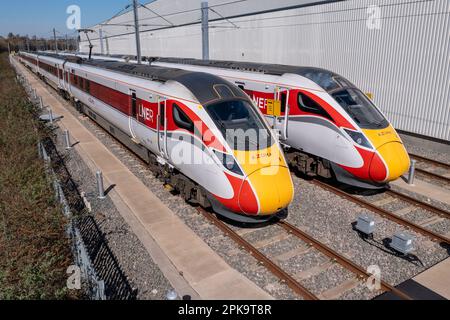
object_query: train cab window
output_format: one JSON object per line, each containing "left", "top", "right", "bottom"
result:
{"left": 298, "top": 93, "right": 333, "bottom": 121}
{"left": 131, "top": 92, "right": 137, "bottom": 118}
{"left": 173, "top": 104, "right": 194, "bottom": 133}
{"left": 331, "top": 88, "right": 388, "bottom": 129}
{"left": 206, "top": 100, "right": 274, "bottom": 151}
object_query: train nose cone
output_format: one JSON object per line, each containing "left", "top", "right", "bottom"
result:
{"left": 239, "top": 166, "right": 294, "bottom": 215}
{"left": 370, "top": 142, "right": 410, "bottom": 183}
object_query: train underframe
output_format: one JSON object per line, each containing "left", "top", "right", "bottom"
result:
{"left": 285, "top": 150, "right": 333, "bottom": 180}
{"left": 285, "top": 149, "right": 386, "bottom": 189}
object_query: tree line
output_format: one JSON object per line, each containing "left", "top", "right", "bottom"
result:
{"left": 0, "top": 33, "right": 79, "bottom": 53}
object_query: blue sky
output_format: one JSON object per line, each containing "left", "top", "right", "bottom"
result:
{"left": 0, "top": 0, "right": 138, "bottom": 38}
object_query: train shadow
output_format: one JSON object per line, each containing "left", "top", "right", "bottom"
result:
{"left": 214, "top": 209, "right": 283, "bottom": 230}
{"left": 77, "top": 215, "right": 137, "bottom": 300}
{"left": 440, "top": 242, "right": 450, "bottom": 255}
{"left": 41, "top": 136, "right": 137, "bottom": 300}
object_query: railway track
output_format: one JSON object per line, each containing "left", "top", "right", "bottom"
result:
{"left": 409, "top": 153, "right": 450, "bottom": 184}
{"left": 196, "top": 207, "right": 412, "bottom": 300}
{"left": 312, "top": 180, "right": 450, "bottom": 245}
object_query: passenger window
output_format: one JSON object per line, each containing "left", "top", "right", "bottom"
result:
{"left": 86, "top": 80, "right": 90, "bottom": 93}
{"left": 173, "top": 104, "right": 194, "bottom": 133}
{"left": 298, "top": 93, "right": 333, "bottom": 121}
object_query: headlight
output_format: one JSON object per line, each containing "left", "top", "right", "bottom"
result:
{"left": 344, "top": 129, "right": 372, "bottom": 149}
{"left": 214, "top": 150, "right": 243, "bottom": 176}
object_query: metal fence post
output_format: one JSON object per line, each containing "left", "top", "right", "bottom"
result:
{"left": 166, "top": 290, "right": 178, "bottom": 300}
{"left": 64, "top": 130, "right": 72, "bottom": 150}
{"left": 408, "top": 160, "right": 417, "bottom": 185}
{"left": 38, "top": 142, "right": 43, "bottom": 159}
{"left": 49, "top": 108, "right": 54, "bottom": 124}
{"left": 96, "top": 171, "right": 106, "bottom": 199}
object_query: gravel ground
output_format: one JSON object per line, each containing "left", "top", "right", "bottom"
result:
{"left": 339, "top": 282, "right": 380, "bottom": 300}
{"left": 287, "top": 176, "right": 449, "bottom": 296}
{"left": 301, "top": 264, "right": 356, "bottom": 296}
{"left": 51, "top": 125, "right": 173, "bottom": 300}
{"left": 402, "top": 209, "right": 435, "bottom": 225}
{"left": 279, "top": 250, "right": 328, "bottom": 275}
{"left": 260, "top": 236, "right": 307, "bottom": 258}
{"left": 379, "top": 199, "right": 410, "bottom": 213}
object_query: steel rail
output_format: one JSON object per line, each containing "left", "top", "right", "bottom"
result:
{"left": 415, "top": 168, "right": 450, "bottom": 184}
{"left": 196, "top": 208, "right": 319, "bottom": 300}
{"left": 277, "top": 220, "right": 412, "bottom": 300}
{"left": 409, "top": 153, "right": 450, "bottom": 169}
{"left": 409, "top": 153, "right": 450, "bottom": 184}
{"left": 385, "top": 189, "right": 450, "bottom": 219}
{"left": 312, "top": 180, "right": 450, "bottom": 244}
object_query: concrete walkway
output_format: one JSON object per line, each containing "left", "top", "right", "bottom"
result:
{"left": 414, "top": 258, "right": 450, "bottom": 299}
{"left": 15, "top": 58, "right": 272, "bottom": 300}
{"left": 391, "top": 178, "right": 450, "bottom": 206}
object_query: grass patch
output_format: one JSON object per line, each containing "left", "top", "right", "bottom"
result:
{"left": 0, "top": 53, "right": 74, "bottom": 300}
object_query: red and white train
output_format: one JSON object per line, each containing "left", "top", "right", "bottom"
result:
{"left": 17, "top": 51, "right": 294, "bottom": 223}
{"left": 148, "top": 58, "right": 411, "bottom": 189}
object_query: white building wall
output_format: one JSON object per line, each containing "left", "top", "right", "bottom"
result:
{"left": 81, "top": 0, "right": 450, "bottom": 141}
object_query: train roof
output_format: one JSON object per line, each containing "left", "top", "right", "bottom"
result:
{"left": 149, "top": 57, "right": 357, "bottom": 93}
{"left": 24, "top": 52, "right": 248, "bottom": 105}
{"left": 84, "top": 59, "right": 249, "bottom": 105}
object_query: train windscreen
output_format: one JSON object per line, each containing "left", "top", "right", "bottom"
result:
{"left": 332, "top": 89, "right": 389, "bottom": 129}
{"left": 206, "top": 100, "right": 274, "bottom": 151}
{"left": 302, "top": 71, "right": 355, "bottom": 92}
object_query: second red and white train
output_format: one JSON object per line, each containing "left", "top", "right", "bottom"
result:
{"left": 149, "top": 58, "right": 411, "bottom": 189}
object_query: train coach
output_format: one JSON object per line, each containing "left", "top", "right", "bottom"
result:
{"left": 17, "top": 52, "right": 294, "bottom": 223}
{"left": 148, "top": 58, "right": 411, "bottom": 189}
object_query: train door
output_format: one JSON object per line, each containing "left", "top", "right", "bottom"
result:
{"left": 68, "top": 70, "right": 74, "bottom": 95}
{"left": 56, "top": 68, "right": 61, "bottom": 87}
{"left": 129, "top": 90, "right": 139, "bottom": 143}
{"left": 274, "top": 87, "right": 290, "bottom": 141}
{"left": 157, "top": 96, "right": 168, "bottom": 159}
{"left": 57, "top": 67, "right": 64, "bottom": 89}
{"left": 64, "top": 70, "right": 69, "bottom": 91}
